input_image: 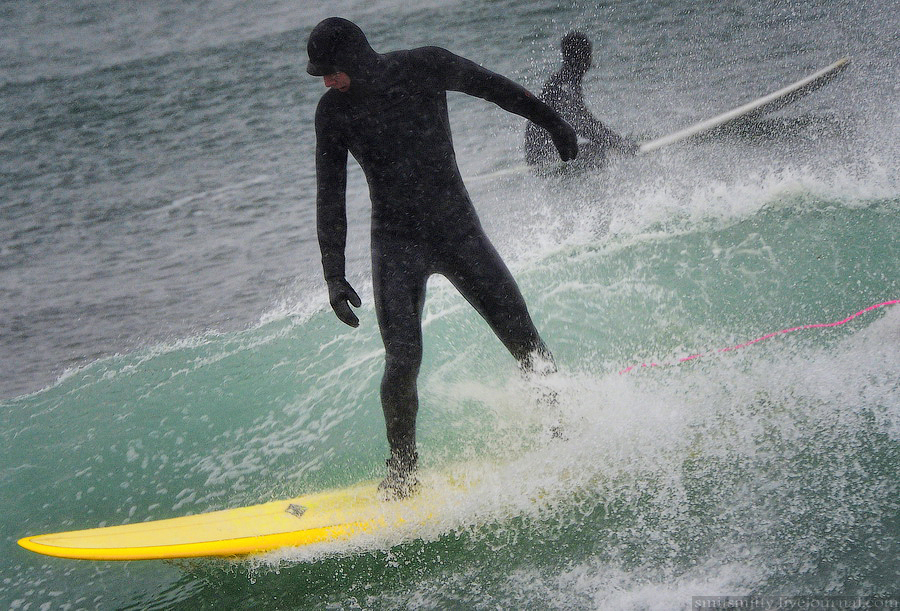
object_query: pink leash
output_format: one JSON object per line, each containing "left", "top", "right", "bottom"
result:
{"left": 619, "top": 300, "right": 899, "bottom": 375}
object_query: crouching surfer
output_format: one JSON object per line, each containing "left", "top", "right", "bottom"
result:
{"left": 525, "top": 31, "right": 637, "bottom": 170}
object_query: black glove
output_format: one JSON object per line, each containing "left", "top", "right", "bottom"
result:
{"left": 326, "top": 277, "right": 362, "bottom": 328}
{"left": 550, "top": 120, "right": 578, "bottom": 161}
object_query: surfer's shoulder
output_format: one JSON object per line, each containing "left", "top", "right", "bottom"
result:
{"left": 314, "top": 89, "right": 351, "bottom": 131}
{"left": 403, "top": 46, "right": 462, "bottom": 70}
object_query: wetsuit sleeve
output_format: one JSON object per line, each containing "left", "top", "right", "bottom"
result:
{"left": 421, "top": 47, "right": 565, "bottom": 132}
{"left": 314, "top": 98, "right": 350, "bottom": 280}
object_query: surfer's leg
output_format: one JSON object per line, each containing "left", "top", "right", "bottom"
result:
{"left": 372, "top": 239, "right": 427, "bottom": 496}
{"left": 440, "top": 231, "right": 555, "bottom": 374}
{"left": 441, "top": 230, "right": 564, "bottom": 438}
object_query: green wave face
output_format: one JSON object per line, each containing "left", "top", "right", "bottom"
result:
{"left": 5, "top": 195, "right": 898, "bottom": 608}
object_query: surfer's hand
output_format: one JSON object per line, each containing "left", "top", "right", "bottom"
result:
{"left": 550, "top": 120, "right": 578, "bottom": 161}
{"left": 327, "top": 278, "right": 362, "bottom": 328}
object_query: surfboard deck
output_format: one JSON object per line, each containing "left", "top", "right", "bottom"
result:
{"left": 18, "top": 475, "right": 468, "bottom": 561}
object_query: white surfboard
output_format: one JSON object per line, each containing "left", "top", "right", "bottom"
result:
{"left": 470, "top": 57, "right": 850, "bottom": 182}
{"left": 637, "top": 57, "right": 850, "bottom": 153}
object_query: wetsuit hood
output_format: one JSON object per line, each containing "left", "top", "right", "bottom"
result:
{"left": 306, "top": 17, "right": 379, "bottom": 78}
{"left": 561, "top": 31, "right": 592, "bottom": 76}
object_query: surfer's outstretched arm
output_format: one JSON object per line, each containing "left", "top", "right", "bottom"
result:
{"left": 416, "top": 46, "right": 578, "bottom": 161}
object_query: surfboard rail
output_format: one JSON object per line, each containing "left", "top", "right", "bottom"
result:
{"left": 17, "top": 473, "right": 474, "bottom": 561}
{"left": 17, "top": 481, "right": 420, "bottom": 561}
{"left": 638, "top": 57, "right": 850, "bottom": 154}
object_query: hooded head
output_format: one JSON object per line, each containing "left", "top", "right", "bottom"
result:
{"left": 306, "top": 17, "right": 379, "bottom": 78}
{"left": 561, "top": 31, "right": 592, "bottom": 74}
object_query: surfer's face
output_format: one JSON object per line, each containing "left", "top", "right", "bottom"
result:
{"left": 570, "top": 49, "right": 592, "bottom": 73}
{"left": 324, "top": 72, "right": 351, "bottom": 92}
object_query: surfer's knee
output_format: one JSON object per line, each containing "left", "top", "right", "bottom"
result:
{"left": 383, "top": 342, "right": 422, "bottom": 382}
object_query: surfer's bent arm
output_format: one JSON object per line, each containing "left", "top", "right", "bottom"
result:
{"left": 314, "top": 100, "right": 350, "bottom": 281}
{"left": 562, "top": 90, "right": 632, "bottom": 152}
{"left": 419, "top": 46, "right": 577, "bottom": 159}
{"left": 585, "top": 115, "right": 632, "bottom": 151}
{"left": 581, "top": 110, "right": 631, "bottom": 151}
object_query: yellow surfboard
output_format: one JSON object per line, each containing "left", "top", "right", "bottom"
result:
{"left": 18, "top": 476, "right": 465, "bottom": 561}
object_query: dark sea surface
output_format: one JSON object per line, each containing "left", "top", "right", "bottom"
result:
{"left": 2, "top": 1, "right": 898, "bottom": 608}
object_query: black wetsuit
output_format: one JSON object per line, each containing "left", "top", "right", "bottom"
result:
{"left": 311, "top": 20, "right": 576, "bottom": 462}
{"left": 524, "top": 64, "right": 631, "bottom": 167}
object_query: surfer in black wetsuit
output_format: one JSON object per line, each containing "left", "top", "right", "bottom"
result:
{"left": 307, "top": 18, "right": 577, "bottom": 498}
{"left": 525, "top": 31, "right": 637, "bottom": 168}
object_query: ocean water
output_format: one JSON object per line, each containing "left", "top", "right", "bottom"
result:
{"left": 2, "top": 0, "right": 898, "bottom": 609}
